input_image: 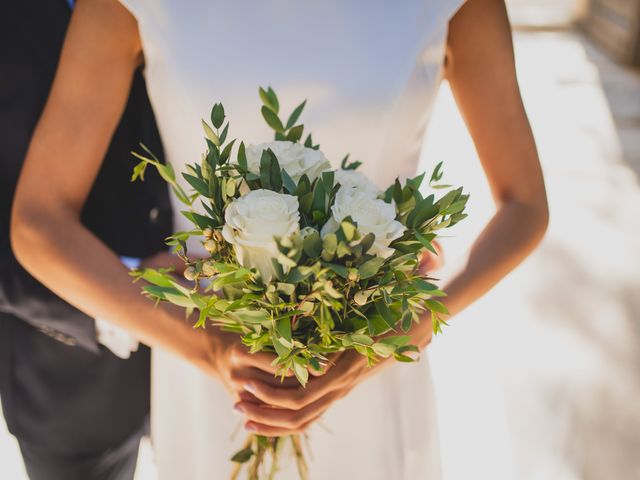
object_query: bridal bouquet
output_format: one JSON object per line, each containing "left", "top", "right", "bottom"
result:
{"left": 131, "top": 87, "right": 468, "bottom": 479}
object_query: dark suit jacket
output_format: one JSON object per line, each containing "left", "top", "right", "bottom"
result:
{"left": 0, "top": 0, "right": 173, "bottom": 455}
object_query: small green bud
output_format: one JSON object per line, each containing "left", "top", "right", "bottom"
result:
{"left": 347, "top": 268, "right": 359, "bottom": 282}
{"left": 204, "top": 239, "right": 217, "bottom": 253}
{"left": 184, "top": 266, "right": 197, "bottom": 281}
{"left": 212, "top": 230, "right": 224, "bottom": 243}
{"left": 354, "top": 291, "right": 369, "bottom": 306}
{"left": 202, "top": 261, "right": 217, "bottom": 276}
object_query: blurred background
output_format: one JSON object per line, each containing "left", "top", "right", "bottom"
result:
{"left": 2, "top": 0, "right": 639, "bottom": 478}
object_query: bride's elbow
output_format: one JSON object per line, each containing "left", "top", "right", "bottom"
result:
{"left": 522, "top": 195, "right": 549, "bottom": 250}
{"left": 11, "top": 202, "right": 38, "bottom": 270}
{"left": 10, "top": 195, "right": 55, "bottom": 274}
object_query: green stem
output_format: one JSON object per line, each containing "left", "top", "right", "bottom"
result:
{"left": 291, "top": 434, "right": 309, "bottom": 480}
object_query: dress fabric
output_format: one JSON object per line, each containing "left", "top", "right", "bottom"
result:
{"left": 118, "top": 1, "right": 466, "bottom": 478}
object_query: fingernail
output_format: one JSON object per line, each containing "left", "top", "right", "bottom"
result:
{"left": 245, "top": 423, "right": 257, "bottom": 432}
{"left": 233, "top": 403, "right": 245, "bottom": 414}
{"left": 243, "top": 383, "right": 256, "bottom": 394}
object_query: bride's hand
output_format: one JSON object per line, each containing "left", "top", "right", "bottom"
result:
{"left": 233, "top": 295, "right": 436, "bottom": 436}
{"left": 233, "top": 348, "right": 395, "bottom": 437}
{"left": 205, "top": 328, "right": 299, "bottom": 403}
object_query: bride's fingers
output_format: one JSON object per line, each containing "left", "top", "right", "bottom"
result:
{"left": 244, "top": 415, "right": 319, "bottom": 437}
{"left": 229, "top": 367, "right": 299, "bottom": 393}
{"left": 234, "top": 391, "right": 338, "bottom": 430}
{"left": 308, "top": 351, "right": 343, "bottom": 377}
{"left": 236, "top": 350, "right": 294, "bottom": 377}
{"left": 243, "top": 373, "right": 339, "bottom": 411}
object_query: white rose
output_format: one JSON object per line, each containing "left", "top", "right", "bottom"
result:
{"left": 334, "top": 169, "right": 381, "bottom": 198}
{"left": 222, "top": 189, "right": 300, "bottom": 282}
{"left": 245, "top": 141, "right": 331, "bottom": 183}
{"left": 321, "top": 189, "right": 405, "bottom": 259}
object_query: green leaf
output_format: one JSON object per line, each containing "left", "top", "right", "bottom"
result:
{"left": 286, "top": 124, "right": 304, "bottom": 143}
{"left": 380, "top": 335, "right": 411, "bottom": 346}
{"left": 281, "top": 168, "right": 297, "bottom": 194}
{"left": 292, "top": 356, "right": 309, "bottom": 386}
{"left": 412, "top": 278, "right": 440, "bottom": 292}
{"left": 372, "top": 342, "right": 396, "bottom": 357}
{"left": 219, "top": 123, "right": 229, "bottom": 145}
{"left": 276, "top": 317, "right": 292, "bottom": 342}
{"left": 304, "top": 133, "right": 314, "bottom": 148}
{"left": 322, "top": 233, "right": 337, "bottom": 254}
{"left": 201, "top": 119, "right": 220, "bottom": 146}
{"left": 228, "top": 309, "right": 270, "bottom": 324}
{"left": 237, "top": 141, "right": 248, "bottom": 171}
{"left": 259, "top": 86, "right": 279, "bottom": 113}
{"left": 401, "top": 309, "right": 413, "bottom": 332}
{"left": 231, "top": 447, "right": 254, "bottom": 463}
{"left": 406, "top": 172, "right": 426, "bottom": 190}
{"left": 302, "top": 231, "right": 322, "bottom": 257}
{"left": 311, "top": 178, "right": 326, "bottom": 213}
{"left": 286, "top": 100, "right": 307, "bottom": 129}
{"left": 358, "top": 256, "right": 385, "bottom": 279}
{"left": 375, "top": 299, "right": 397, "bottom": 330}
{"left": 210, "top": 103, "right": 225, "bottom": 129}
{"left": 350, "top": 334, "right": 374, "bottom": 346}
{"left": 131, "top": 160, "right": 147, "bottom": 182}
{"left": 181, "top": 211, "right": 214, "bottom": 230}
{"left": 358, "top": 232, "right": 375, "bottom": 254}
{"left": 286, "top": 266, "right": 313, "bottom": 283}
{"left": 425, "top": 299, "right": 449, "bottom": 315}
{"left": 220, "top": 139, "right": 236, "bottom": 165}
{"left": 298, "top": 192, "right": 313, "bottom": 215}
{"left": 260, "top": 149, "right": 283, "bottom": 192}
{"left": 339, "top": 220, "right": 356, "bottom": 241}
{"left": 182, "top": 173, "right": 209, "bottom": 197}
{"left": 295, "top": 174, "right": 311, "bottom": 196}
{"left": 321, "top": 171, "right": 335, "bottom": 190}
{"left": 415, "top": 231, "right": 438, "bottom": 255}
{"left": 430, "top": 161, "right": 444, "bottom": 184}
{"left": 409, "top": 195, "right": 438, "bottom": 228}
{"left": 325, "top": 263, "right": 348, "bottom": 279}
{"left": 261, "top": 106, "right": 284, "bottom": 133}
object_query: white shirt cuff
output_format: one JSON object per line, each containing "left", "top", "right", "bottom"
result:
{"left": 95, "top": 256, "right": 142, "bottom": 359}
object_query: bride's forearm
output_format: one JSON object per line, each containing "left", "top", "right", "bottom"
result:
{"left": 413, "top": 199, "right": 548, "bottom": 348}
{"left": 10, "top": 207, "right": 211, "bottom": 369}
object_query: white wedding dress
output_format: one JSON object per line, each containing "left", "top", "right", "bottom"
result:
{"left": 119, "top": 1, "right": 466, "bottom": 478}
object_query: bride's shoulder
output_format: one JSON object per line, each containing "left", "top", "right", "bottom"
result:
{"left": 437, "top": 0, "right": 468, "bottom": 21}
{"left": 115, "top": 0, "right": 156, "bottom": 20}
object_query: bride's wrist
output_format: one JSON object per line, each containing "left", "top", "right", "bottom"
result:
{"left": 412, "top": 312, "right": 436, "bottom": 351}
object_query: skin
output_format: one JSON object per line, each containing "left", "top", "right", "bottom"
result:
{"left": 11, "top": 0, "right": 548, "bottom": 437}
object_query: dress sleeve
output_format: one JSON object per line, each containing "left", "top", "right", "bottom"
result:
{"left": 445, "top": 0, "right": 467, "bottom": 22}
{"left": 117, "top": 0, "right": 143, "bottom": 20}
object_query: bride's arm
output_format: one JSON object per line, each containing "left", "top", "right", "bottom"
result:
{"left": 10, "top": 0, "right": 289, "bottom": 394}
{"left": 234, "top": 0, "right": 549, "bottom": 436}
{"left": 432, "top": 0, "right": 548, "bottom": 322}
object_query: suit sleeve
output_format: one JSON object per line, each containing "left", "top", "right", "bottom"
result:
{"left": 0, "top": 250, "right": 100, "bottom": 353}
